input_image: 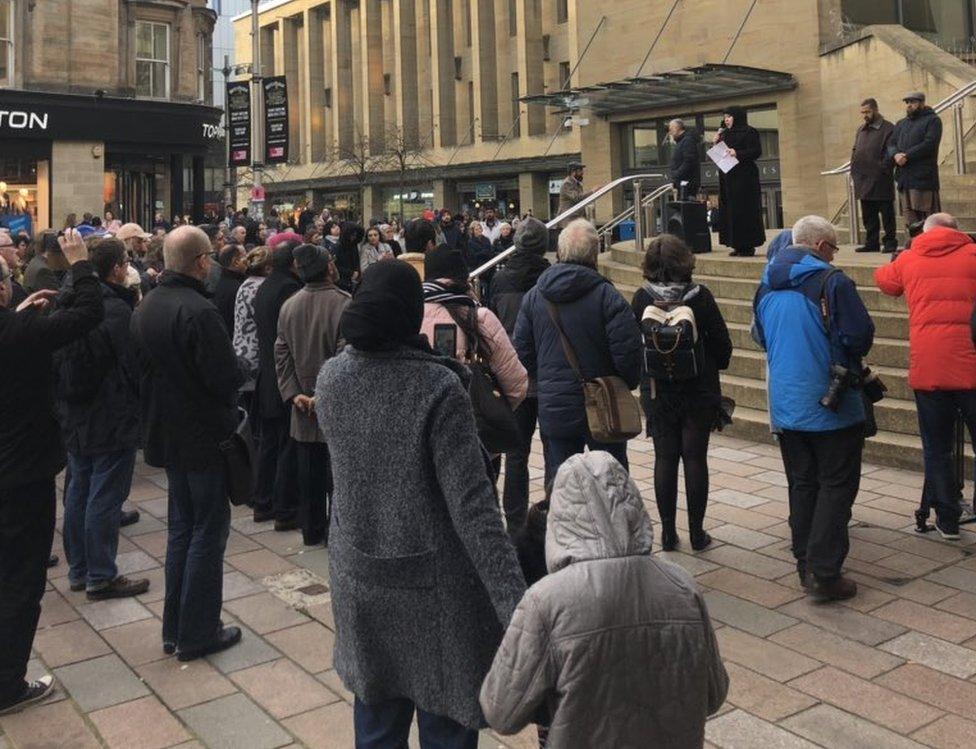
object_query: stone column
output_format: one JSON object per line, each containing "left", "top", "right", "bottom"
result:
{"left": 429, "top": 0, "right": 457, "bottom": 147}
{"left": 393, "top": 0, "right": 420, "bottom": 149}
{"left": 470, "top": 0, "right": 498, "bottom": 140}
{"left": 279, "top": 18, "right": 302, "bottom": 160}
{"left": 332, "top": 0, "right": 355, "bottom": 153}
{"left": 50, "top": 141, "right": 105, "bottom": 228}
{"left": 304, "top": 8, "right": 328, "bottom": 163}
{"left": 516, "top": 0, "right": 545, "bottom": 137}
{"left": 360, "top": 0, "right": 386, "bottom": 153}
{"left": 518, "top": 171, "right": 550, "bottom": 220}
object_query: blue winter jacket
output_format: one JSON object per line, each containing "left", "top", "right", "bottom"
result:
{"left": 513, "top": 263, "right": 643, "bottom": 439}
{"left": 753, "top": 246, "right": 875, "bottom": 432}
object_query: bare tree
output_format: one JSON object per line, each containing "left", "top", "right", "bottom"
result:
{"left": 376, "top": 124, "right": 439, "bottom": 221}
{"left": 331, "top": 128, "right": 381, "bottom": 219}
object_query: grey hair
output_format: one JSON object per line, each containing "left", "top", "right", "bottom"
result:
{"left": 557, "top": 218, "right": 600, "bottom": 267}
{"left": 669, "top": 118, "right": 685, "bottom": 130}
{"left": 163, "top": 226, "right": 212, "bottom": 275}
{"left": 792, "top": 215, "right": 837, "bottom": 249}
{"left": 923, "top": 212, "right": 958, "bottom": 231}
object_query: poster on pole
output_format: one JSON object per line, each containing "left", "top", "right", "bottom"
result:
{"left": 263, "top": 76, "right": 289, "bottom": 164}
{"left": 227, "top": 81, "right": 251, "bottom": 167}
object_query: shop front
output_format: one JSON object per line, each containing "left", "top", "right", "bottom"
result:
{"left": 456, "top": 178, "right": 520, "bottom": 219}
{"left": 0, "top": 88, "right": 222, "bottom": 232}
{"left": 379, "top": 184, "right": 434, "bottom": 222}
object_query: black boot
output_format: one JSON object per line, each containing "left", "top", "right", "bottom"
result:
{"left": 690, "top": 529, "right": 713, "bottom": 551}
{"left": 660, "top": 520, "right": 679, "bottom": 551}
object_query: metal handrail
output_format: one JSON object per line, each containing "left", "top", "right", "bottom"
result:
{"left": 597, "top": 183, "right": 674, "bottom": 244}
{"left": 469, "top": 172, "right": 664, "bottom": 280}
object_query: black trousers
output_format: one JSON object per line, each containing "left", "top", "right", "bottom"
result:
{"left": 255, "top": 414, "right": 299, "bottom": 522}
{"left": 0, "top": 478, "right": 56, "bottom": 705}
{"left": 650, "top": 409, "right": 713, "bottom": 532}
{"left": 502, "top": 398, "right": 539, "bottom": 531}
{"left": 295, "top": 442, "right": 332, "bottom": 546}
{"left": 779, "top": 425, "right": 863, "bottom": 581}
{"left": 860, "top": 199, "right": 897, "bottom": 251}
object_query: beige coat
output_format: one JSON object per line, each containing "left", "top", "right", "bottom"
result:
{"left": 481, "top": 451, "right": 728, "bottom": 748}
{"left": 557, "top": 175, "right": 593, "bottom": 227}
{"left": 275, "top": 281, "right": 351, "bottom": 442}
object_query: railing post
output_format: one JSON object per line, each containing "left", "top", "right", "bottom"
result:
{"left": 954, "top": 102, "right": 967, "bottom": 175}
{"left": 632, "top": 180, "right": 644, "bottom": 251}
{"left": 847, "top": 175, "right": 858, "bottom": 246}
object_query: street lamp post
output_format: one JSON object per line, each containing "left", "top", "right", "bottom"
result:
{"left": 250, "top": 0, "right": 264, "bottom": 219}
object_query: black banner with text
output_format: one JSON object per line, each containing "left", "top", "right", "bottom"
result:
{"left": 227, "top": 81, "right": 251, "bottom": 167}
{"left": 263, "top": 76, "right": 289, "bottom": 165}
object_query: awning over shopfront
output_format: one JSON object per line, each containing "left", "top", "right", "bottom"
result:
{"left": 521, "top": 64, "right": 797, "bottom": 116}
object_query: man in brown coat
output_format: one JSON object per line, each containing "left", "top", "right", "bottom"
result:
{"left": 275, "top": 244, "right": 350, "bottom": 546}
{"left": 852, "top": 98, "right": 897, "bottom": 253}
{"left": 557, "top": 161, "right": 595, "bottom": 227}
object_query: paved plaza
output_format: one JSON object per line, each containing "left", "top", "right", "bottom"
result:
{"left": 3, "top": 432, "right": 976, "bottom": 749}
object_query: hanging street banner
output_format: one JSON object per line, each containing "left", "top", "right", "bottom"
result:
{"left": 263, "top": 76, "right": 289, "bottom": 164}
{"left": 227, "top": 81, "right": 251, "bottom": 167}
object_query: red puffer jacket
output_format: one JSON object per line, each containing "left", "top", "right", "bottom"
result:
{"left": 875, "top": 226, "right": 976, "bottom": 391}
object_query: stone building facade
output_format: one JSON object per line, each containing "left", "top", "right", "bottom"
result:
{"left": 234, "top": 0, "right": 976, "bottom": 229}
{"left": 0, "top": 0, "right": 222, "bottom": 231}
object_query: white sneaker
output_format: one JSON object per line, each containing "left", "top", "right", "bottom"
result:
{"left": 0, "top": 675, "right": 56, "bottom": 715}
{"left": 959, "top": 501, "right": 976, "bottom": 524}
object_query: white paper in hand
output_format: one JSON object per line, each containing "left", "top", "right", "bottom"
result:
{"left": 707, "top": 142, "right": 739, "bottom": 174}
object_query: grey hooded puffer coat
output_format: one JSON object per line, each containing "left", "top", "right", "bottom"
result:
{"left": 480, "top": 451, "right": 728, "bottom": 748}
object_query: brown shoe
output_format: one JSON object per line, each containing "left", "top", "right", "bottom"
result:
{"left": 86, "top": 576, "right": 150, "bottom": 601}
{"left": 809, "top": 575, "right": 857, "bottom": 602}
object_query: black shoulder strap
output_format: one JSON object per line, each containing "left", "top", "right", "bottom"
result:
{"left": 817, "top": 268, "right": 842, "bottom": 334}
{"left": 545, "top": 301, "right": 584, "bottom": 381}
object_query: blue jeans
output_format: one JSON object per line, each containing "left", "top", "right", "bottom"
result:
{"left": 353, "top": 697, "right": 477, "bottom": 749}
{"left": 543, "top": 433, "right": 629, "bottom": 487}
{"left": 163, "top": 464, "right": 231, "bottom": 652}
{"left": 64, "top": 449, "right": 136, "bottom": 590}
{"left": 915, "top": 390, "right": 976, "bottom": 524}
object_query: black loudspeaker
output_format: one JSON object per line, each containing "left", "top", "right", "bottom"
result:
{"left": 664, "top": 201, "right": 712, "bottom": 254}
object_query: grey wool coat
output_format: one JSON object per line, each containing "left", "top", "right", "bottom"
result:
{"left": 315, "top": 344, "right": 527, "bottom": 728}
{"left": 480, "top": 451, "right": 728, "bottom": 748}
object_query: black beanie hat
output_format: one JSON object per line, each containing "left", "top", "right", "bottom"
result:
{"left": 340, "top": 260, "right": 424, "bottom": 350}
{"left": 424, "top": 243, "right": 469, "bottom": 282}
{"left": 514, "top": 216, "right": 548, "bottom": 256}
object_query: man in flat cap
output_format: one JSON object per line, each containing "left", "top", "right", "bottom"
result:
{"left": 889, "top": 92, "right": 943, "bottom": 227}
{"left": 558, "top": 162, "right": 595, "bottom": 228}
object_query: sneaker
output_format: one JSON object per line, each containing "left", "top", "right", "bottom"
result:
{"left": 163, "top": 641, "right": 176, "bottom": 656}
{"left": 936, "top": 517, "right": 961, "bottom": 540}
{"left": 809, "top": 575, "right": 858, "bottom": 602}
{"left": 177, "top": 625, "right": 243, "bottom": 662}
{"left": 958, "top": 501, "right": 976, "bottom": 524}
{"left": 86, "top": 576, "right": 150, "bottom": 601}
{"left": 914, "top": 509, "right": 932, "bottom": 534}
{"left": 0, "top": 676, "right": 56, "bottom": 716}
{"left": 119, "top": 509, "right": 141, "bottom": 528}
{"left": 46, "top": 554, "right": 59, "bottom": 569}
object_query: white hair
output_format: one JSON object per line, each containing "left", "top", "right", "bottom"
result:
{"left": 557, "top": 218, "right": 599, "bottom": 266}
{"left": 669, "top": 118, "right": 685, "bottom": 131}
{"left": 922, "top": 213, "right": 958, "bottom": 232}
{"left": 792, "top": 215, "right": 837, "bottom": 249}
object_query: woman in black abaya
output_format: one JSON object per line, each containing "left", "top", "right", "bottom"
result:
{"left": 716, "top": 106, "right": 766, "bottom": 257}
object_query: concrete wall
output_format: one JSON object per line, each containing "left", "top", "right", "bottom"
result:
{"left": 50, "top": 141, "right": 106, "bottom": 226}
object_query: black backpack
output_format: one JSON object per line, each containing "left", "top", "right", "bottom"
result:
{"left": 640, "top": 284, "right": 702, "bottom": 382}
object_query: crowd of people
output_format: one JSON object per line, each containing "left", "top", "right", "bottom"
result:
{"left": 0, "top": 91, "right": 974, "bottom": 745}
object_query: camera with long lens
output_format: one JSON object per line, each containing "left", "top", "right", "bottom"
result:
{"left": 820, "top": 365, "right": 887, "bottom": 412}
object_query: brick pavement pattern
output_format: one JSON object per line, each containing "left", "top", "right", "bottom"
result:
{"left": 3, "top": 432, "right": 976, "bottom": 748}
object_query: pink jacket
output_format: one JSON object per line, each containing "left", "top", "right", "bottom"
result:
{"left": 421, "top": 302, "right": 528, "bottom": 409}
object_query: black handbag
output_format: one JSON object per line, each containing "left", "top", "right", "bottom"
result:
{"left": 218, "top": 407, "right": 257, "bottom": 507}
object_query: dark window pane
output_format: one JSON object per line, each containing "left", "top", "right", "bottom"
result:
{"left": 842, "top": 0, "right": 899, "bottom": 25}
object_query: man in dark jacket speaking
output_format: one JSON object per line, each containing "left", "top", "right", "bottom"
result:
{"left": 0, "top": 229, "right": 103, "bottom": 714}
{"left": 131, "top": 226, "right": 244, "bottom": 662}
{"left": 668, "top": 118, "right": 701, "bottom": 198}
{"left": 513, "top": 218, "right": 643, "bottom": 484}
{"left": 889, "top": 92, "right": 943, "bottom": 226}
{"left": 851, "top": 98, "right": 896, "bottom": 253}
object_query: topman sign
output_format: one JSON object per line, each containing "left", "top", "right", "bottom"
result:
{"left": 0, "top": 110, "right": 49, "bottom": 131}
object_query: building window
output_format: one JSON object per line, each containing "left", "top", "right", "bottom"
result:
{"left": 465, "top": 0, "right": 472, "bottom": 47}
{"left": 136, "top": 21, "right": 170, "bottom": 99}
{"left": 557, "top": 0, "right": 568, "bottom": 24}
{"left": 197, "top": 34, "right": 207, "bottom": 102}
{"left": 510, "top": 72, "right": 521, "bottom": 137}
{"left": 509, "top": 0, "right": 518, "bottom": 36}
{"left": 558, "top": 60, "right": 571, "bottom": 88}
{"left": 0, "top": 0, "right": 13, "bottom": 87}
{"left": 842, "top": 1, "right": 974, "bottom": 51}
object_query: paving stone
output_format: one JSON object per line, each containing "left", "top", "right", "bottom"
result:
{"left": 205, "top": 625, "right": 282, "bottom": 674}
{"left": 781, "top": 704, "right": 928, "bottom": 749}
{"left": 53, "top": 654, "right": 149, "bottom": 712}
{"left": 136, "top": 656, "right": 237, "bottom": 710}
{"left": 32, "top": 618, "right": 111, "bottom": 667}
{"left": 115, "top": 549, "right": 160, "bottom": 575}
{"left": 290, "top": 547, "right": 331, "bottom": 581}
{"left": 706, "top": 503, "right": 782, "bottom": 530}
{"left": 698, "top": 546, "right": 795, "bottom": 580}
{"left": 305, "top": 601, "right": 336, "bottom": 631}
{"left": 227, "top": 548, "right": 298, "bottom": 578}
{"left": 788, "top": 665, "right": 942, "bottom": 734}
{"left": 709, "top": 524, "right": 781, "bottom": 550}
{"left": 870, "top": 551, "right": 945, "bottom": 577}
{"left": 224, "top": 592, "right": 310, "bottom": 634}
{"left": 877, "top": 663, "right": 976, "bottom": 717}
{"left": 846, "top": 538, "right": 903, "bottom": 563}
{"left": 100, "top": 618, "right": 170, "bottom": 667}
{"left": 317, "top": 669, "right": 353, "bottom": 703}
{"left": 935, "top": 591, "right": 976, "bottom": 621}
{"left": 222, "top": 570, "right": 266, "bottom": 600}
{"left": 846, "top": 571, "right": 957, "bottom": 606}
{"left": 76, "top": 597, "right": 153, "bottom": 631}
{"left": 139, "top": 497, "right": 169, "bottom": 519}
{"left": 118, "top": 513, "right": 167, "bottom": 537}
{"left": 769, "top": 623, "right": 904, "bottom": 679}
{"left": 231, "top": 515, "right": 271, "bottom": 536}
{"left": 722, "top": 661, "right": 816, "bottom": 721}
{"left": 708, "top": 488, "right": 767, "bottom": 509}
{"left": 777, "top": 597, "right": 907, "bottom": 646}
{"left": 715, "top": 628, "right": 820, "bottom": 682}
{"left": 177, "top": 692, "right": 293, "bottom": 749}
{"left": 265, "top": 621, "right": 336, "bottom": 674}
{"left": 0, "top": 699, "right": 100, "bottom": 749}
{"left": 836, "top": 581, "right": 897, "bottom": 613}
{"left": 872, "top": 598, "right": 976, "bottom": 643}
{"left": 926, "top": 565, "right": 976, "bottom": 592}
{"left": 889, "top": 534, "right": 971, "bottom": 563}
{"left": 89, "top": 696, "right": 190, "bottom": 749}
{"left": 702, "top": 591, "right": 797, "bottom": 636}
{"left": 282, "top": 701, "right": 355, "bottom": 749}
{"left": 911, "top": 714, "right": 976, "bottom": 749}
{"left": 226, "top": 530, "right": 262, "bottom": 556}
{"left": 655, "top": 550, "right": 720, "bottom": 576}
{"left": 880, "top": 631, "right": 976, "bottom": 679}
{"left": 697, "top": 568, "right": 803, "bottom": 609}
{"left": 133, "top": 530, "right": 169, "bottom": 559}
{"left": 252, "top": 529, "right": 305, "bottom": 556}
{"left": 705, "top": 709, "right": 819, "bottom": 749}
{"left": 37, "top": 590, "right": 81, "bottom": 628}
{"left": 710, "top": 447, "right": 762, "bottom": 462}
{"left": 230, "top": 658, "right": 339, "bottom": 718}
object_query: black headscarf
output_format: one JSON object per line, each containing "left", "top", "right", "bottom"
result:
{"left": 723, "top": 106, "right": 749, "bottom": 130}
{"left": 340, "top": 260, "right": 427, "bottom": 351}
